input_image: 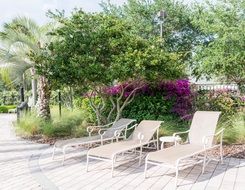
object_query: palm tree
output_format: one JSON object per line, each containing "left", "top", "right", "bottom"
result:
{"left": 0, "top": 16, "right": 53, "bottom": 119}
{"left": 0, "top": 40, "right": 33, "bottom": 91}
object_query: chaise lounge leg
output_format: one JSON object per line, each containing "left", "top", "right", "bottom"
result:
{"left": 111, "top": 156, "right": 116, "bottom": 177}
{"left": 86, "top": 155, "right": 89, "bottom": 172}
{"left": 139, "top": 146, "right": 143, "bottom": 166}
{"left": 202, "top": 151, "right": 207, "bottom": 174}
{"left": 156, "top": 129, "right": 159, "bottom": 150}
{"left": 175, "top": 167, "right": 179, "bottom": 189}
{"left": 62, "top": 148, "right": 66, "bottom": 166}
{"left": 144, "top": 160, "right": 148, "bottom": 178}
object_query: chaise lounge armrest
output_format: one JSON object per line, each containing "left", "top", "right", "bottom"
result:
{"left": 202, "top": 128, "right": 225, "bottom": 147}
{"left": 87, "top": 122, "right": 114, "bottom": 137}
{"left": 113, "top": 123, "right": 138, "bottom": 141}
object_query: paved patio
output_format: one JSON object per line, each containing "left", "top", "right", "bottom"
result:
{"left": 0, "top": 114, "right": 244, "bottom": 190}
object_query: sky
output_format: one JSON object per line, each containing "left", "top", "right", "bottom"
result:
{"left": 0, "top": 0, "right": 127, "bottom": 28}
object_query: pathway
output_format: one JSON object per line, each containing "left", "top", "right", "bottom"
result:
{"left": 0, "top": 114, "right": 245, "bottom": 190}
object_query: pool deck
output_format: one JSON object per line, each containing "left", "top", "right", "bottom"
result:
{"left": 0, "top": 114, "right": 244, "bottom": 190}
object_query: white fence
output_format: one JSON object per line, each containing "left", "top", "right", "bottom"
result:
{"left": 192, "top": 83, "right": 239, "bottom": 91}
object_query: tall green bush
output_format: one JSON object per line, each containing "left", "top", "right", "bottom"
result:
{"left": 122, "top": 94, "right": 174, "bottom": 121}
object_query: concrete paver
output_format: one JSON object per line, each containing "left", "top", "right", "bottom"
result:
{"left": 1, "top": 114, "right": 244, "bottom": 190}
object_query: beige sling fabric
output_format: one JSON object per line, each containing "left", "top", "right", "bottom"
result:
{"left": 147, "top": 111, "right": 221, "bottom": 164}
{"left": 147, "top": 144, "right": 203, "bottom": 165}
{"left": 188, "top": 111, "right": 221, "bottom": 147}
{"left": 54, "top": 118, "right": 135, "bottom": 149}
{"left": 88, "top": 120, "right": 163, "bottom": 159}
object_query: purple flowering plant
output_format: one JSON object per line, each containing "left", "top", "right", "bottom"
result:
{"left": 103, "top": 79, "right": 193, "bottom": 120}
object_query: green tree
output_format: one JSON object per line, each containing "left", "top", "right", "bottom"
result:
{"left": 0, "top": 16, "right": 54, "bottom": 119}
{"left": 101, "top": 0, "right": 200, "bottom": 61}
{"left": 192, "top": 0, "right": 245, "bottom": 92}
{"left": 34, "top": 10, "right": 186, "bottom": 124}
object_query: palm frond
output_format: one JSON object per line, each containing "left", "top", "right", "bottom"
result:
{"left": 0, "top": 16, "right": 54, "bottom": 85}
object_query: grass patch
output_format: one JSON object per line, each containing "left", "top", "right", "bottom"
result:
{"left": 158, "top": 114, "right": 189, "bottom": 141}
{"left": 219, "top": 112, "right": 245, "bottom": 144}
{"left": 16, "top": 107, "right": 90, "bottom": 139}
{"left": 16, "top": 113, "right": 42, "bottom": 136}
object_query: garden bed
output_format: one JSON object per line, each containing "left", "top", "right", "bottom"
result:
{"left": 211, "top": 144, "right": 245, "bottom": 159}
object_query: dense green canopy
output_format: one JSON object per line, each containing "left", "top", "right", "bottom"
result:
{"left": 34, "top": 10, "right": 186, "bottom": 90}
{"left": 192, "top": 0, "right": 245, "bottom": 91}
{"left": 101, "top": 0, "right": 201, "bottom": 61}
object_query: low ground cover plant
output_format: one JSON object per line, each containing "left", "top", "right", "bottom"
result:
{"left": 16, "top": 107, "right": 89, "bottom": 138}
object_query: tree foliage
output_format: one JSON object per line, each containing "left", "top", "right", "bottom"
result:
{"left": 34, "top": 10, "right": 186, "bottom": 124}
{"left": 0, "top": 16, "right": 55, "bottom": 119}
{"left": 101, "top": 0, "right": 201, "bottom": 60}
{"left": 192, "top": 0, "right": 245, "bottom": 91}
{"left": 36, "top": 10, "right": 186, "bottom": 86}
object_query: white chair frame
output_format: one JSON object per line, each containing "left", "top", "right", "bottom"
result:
{"left": 86, "top": 124, "right": 160, "bottom": 177}
{"left": 52, "top": 121, "right": 134, "bottom": 165}
{"left": 144, "top": 128, "right": 224, "bottom": 189}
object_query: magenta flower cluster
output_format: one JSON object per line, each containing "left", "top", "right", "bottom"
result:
{"left": 104, "top": 79, "right": 193, "bottom": 120}
{"left": 158, "top": 80, "right": 193, "bottom": 120}
{"left": 104, "top": 85, "right": 121, "bottom": 95}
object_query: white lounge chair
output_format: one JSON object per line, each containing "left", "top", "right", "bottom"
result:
{"left": 144, "top": 111, "right": 223, "bottom": 189}
{"left": 52, "top": 118, "right": 136, "bottom": 164}
{"left": 87, "top": 120, "right": 163, "bottom": 177}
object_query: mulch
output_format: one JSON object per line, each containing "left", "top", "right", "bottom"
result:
{"left": 210, "top": 144, "right": 245, "bottom": 159}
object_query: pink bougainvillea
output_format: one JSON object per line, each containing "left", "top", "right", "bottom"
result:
{"left": 102, "top": 79, "right": 193, "bottom": 120}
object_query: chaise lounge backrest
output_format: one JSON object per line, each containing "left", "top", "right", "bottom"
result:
{"left": 188, "top": 111, "right": 221, "bottom": 147}
{"left": 103, "top": 118, "right": 136, "bottom": 138}
{"left": 129, "top": 120, "right": 163, "bottom": 143}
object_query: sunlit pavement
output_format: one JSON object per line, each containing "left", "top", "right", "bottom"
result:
{"left": 0, "top": 114, "right": 244, "bottom": 190}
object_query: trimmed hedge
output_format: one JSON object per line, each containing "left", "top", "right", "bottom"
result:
{"left": 0, "top": 105, "right": 16, "bottom": 113}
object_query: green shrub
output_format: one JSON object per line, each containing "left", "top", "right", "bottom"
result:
{"left": 195, "top": 90, "right": 242, "bottom": 115}
{"left": 42, "top": 108, "right": 88, "bottom": 137}
{"left": 0, "top": 105, "right": 17, "bottom": 113}
{"left": 0, "top": 106, "right": 8, "bottom": 113}
{"left": 16, "top": 107, "right": 89, "bottom": 138}
{"left": 78, "top": 97, "right": 97, "bottom": 123}
{"left": 0, "top": 90, "right": 19, "bottom": 105}
{"left": 159, "top": 115, "right": 189, "bottom": 135}
{"left": 121, "top": 95, "right": 189, "bottom": 139}
{"left": 219, "top": 112, "right": 245, "bottom": 144}
{"left": 195, "top": 90, "right": 245, "bottom": 144}
{"left": 16, "top": 113, "right": 42, "bottom": 136}
{"left": 122, "top": 94, "right": 175, "bottom": 122}
{"left": 5, "top": 105, "right": 17, "bottom": 110}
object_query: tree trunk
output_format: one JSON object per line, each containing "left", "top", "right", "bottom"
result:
{"left": 31, "top": 78, "right": 37, "bottom": 105}
{"left": 37, "top": 75, "right": 51, "bottom": 120}
{"left": 30, "top": 67, "right": 37, "bottom": 106}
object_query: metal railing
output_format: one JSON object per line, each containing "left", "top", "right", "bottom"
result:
{"left": 192, "top": 83, "right": 238, "bottom": 91}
